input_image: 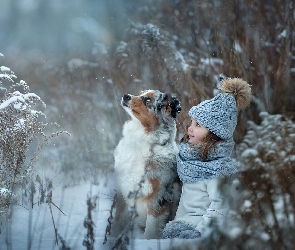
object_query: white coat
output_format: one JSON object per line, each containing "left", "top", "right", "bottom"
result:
{"left": 173, "top": 177, "right": 229, "bottom": 235}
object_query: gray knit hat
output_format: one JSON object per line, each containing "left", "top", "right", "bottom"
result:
{"left": 188, "top": 78, "right": 251, "bottom": 140}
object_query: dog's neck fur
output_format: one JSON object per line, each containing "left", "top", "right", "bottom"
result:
{"left": 122, "top": 117, "right": 177, "bottom": 148}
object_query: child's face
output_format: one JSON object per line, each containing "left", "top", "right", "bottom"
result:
{"left": 187, "top": 118, "right": 209, "bottom": 144}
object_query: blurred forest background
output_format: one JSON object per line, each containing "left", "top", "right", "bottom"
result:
{"left": 1, "top": 0, "right": 295, "bottom": 248}
{"left": 1, "top": 0, "right": 294, "bottom": 183}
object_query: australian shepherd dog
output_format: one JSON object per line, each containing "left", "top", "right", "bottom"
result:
{"left": 111, "top": 90, "right": 181, "bottom": 239}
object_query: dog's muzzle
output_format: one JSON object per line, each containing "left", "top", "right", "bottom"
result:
{"left": 122, "top": 94, "right": 132, "bottom": 107}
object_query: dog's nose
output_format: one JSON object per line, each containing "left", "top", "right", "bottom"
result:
{"left": 123, "top": 94, "right": 131, "bottom": 102}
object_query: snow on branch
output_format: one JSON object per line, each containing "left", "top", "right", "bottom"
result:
{"left": 0, "top": 62, "right": 17, "bottom": 83}
{"left": 0, "top": 95, "right": 25, "bottom": 109}
{"left": 0, "top": 73, "right": 14, "bottom": 82}
{"left": 0, "top": 91, "right": 42, "bottom": 110}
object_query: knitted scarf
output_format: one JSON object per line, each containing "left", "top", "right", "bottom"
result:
{"left": 177, "top": 138, "right": 237, "bottom": 183}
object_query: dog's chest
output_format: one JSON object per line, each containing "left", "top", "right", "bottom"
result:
{"left": 114, "top": 130, "right": 151, "bottom": 191}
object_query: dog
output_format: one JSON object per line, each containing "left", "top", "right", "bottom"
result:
{"left": 111, "top": 90, "right": 181, "bottom": 239}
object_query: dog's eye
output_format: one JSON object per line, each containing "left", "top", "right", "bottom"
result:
{"left": 144, "top": 97, "right": 152, "bottom": 106}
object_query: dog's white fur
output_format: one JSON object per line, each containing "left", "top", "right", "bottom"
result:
{"left": 112, "top": 90, "right": 181, "bottom": 239}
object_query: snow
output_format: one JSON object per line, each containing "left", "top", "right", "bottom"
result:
{"left": 13, "top": 118, "right": 25, "bottom": 131}
{"left": 67, "top": 58, "right": 98, "bottom": 72}
{"left": 13, "top": 102, "right": 25, "bottom": 110}
{"left": 1, "top": 178, "right": 193, "bottom": 249}
{"left": 0, "top": 92, "right": 41, "bottom": 110}
{"left": 200, "top": 58, "right": 223, "bottom": 66}
{"left": 23, "top": 93, "right": 41, "bottom": 101}
{"left": 234, "top": 41, "right": 242, "bottom": 53}
{"left": 243, "top": 200, "right": 252, "bottom": 208}
{"left": 241, "top": 200, "right": 252, "bottom": 213}
{"left": 227, "top": 227, "right": 243, "bottom": 239}
{"left": 241, "top": 148, "right": 258, "bottom": 158}
{"left": 92, "top": 42, "right": 108, "bottom": 55}
{"left": 0, "top": 66, "right": 10, "bottom": 72}
{"left": 278, "top": 29, "right": 286, "bottom": 38}
{"left": 116, "top": 41, "right": 127, "bottom": 53}
{"left": 0, "top": 188, "right": 11, "bottom": 196}
{"left": 288, "top": 155, "right": 295, "bottom": 161}
{"left": 260, "top": 232, "right": 270, "bottom": 241}
{"left": 142, "top": 23, "right": 161, "bottom": 37}
{"left": 0, "top": 96, "right": 26, "bottom": 109}
{"left": 0, "top": 73, "right": 14, "bottom": 82}
{"left": 174, "top": 51, "right": 189, "bottom": 71}
{"left": 71, "top": 17, "right": 105, "bottom": 41}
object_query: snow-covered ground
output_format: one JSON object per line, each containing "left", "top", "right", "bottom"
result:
{"left": 1, "top": 177, "right": 198, "bottom": 250}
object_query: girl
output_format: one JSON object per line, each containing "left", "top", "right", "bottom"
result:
{"left": 162, "top": 78, "right": 251, "bottom": 239}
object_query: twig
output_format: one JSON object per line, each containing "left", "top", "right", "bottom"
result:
{"left": 83, "top": 194, "right": 98, "bottom": 250}
{"left": 103, "top": 192, "right": 117, "bottom": 244}
{"left": 48, "top": 201, "right": 58, "bottom": 245}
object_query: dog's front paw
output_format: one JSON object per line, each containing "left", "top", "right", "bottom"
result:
{"left": 144, "top": 229, "right": 157, "bottom": 240}
{"left": 144, "top": 214, "right": 165, "bottom": 239}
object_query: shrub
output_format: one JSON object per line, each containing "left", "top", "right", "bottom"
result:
{"left": 0, "top": 54, "right": 68, "bottom": 225}
{"left": 233, "top": 112, "right": 295, "bottom": 249}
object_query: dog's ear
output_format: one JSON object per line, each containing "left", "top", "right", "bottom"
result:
{"left": 167, "top": 94, "right": 181, "bottom": 118}
{"left": 158, "top": 93, "right": 181, "bottom": 118}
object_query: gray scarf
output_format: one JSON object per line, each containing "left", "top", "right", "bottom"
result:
{"left": 177, "top": 138, "right": 237, "bottom": 183}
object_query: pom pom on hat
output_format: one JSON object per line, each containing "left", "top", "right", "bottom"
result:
{"left": 219, "top": 78, "right": 251, "bottom": 110}
{"left": 188, "top": 77, "right": 251, "bottom": 140}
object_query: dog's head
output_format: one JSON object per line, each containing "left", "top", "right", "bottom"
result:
{"left": 121, "top": 90, "right": 181, "bottom": 132}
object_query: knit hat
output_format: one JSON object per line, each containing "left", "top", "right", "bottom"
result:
{"left": 188, "top": 78, "right": 251, "bottom": 140}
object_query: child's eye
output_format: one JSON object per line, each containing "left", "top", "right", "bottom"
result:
{"left": 195, "top": 122, "right": 200, "bottom": 127}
